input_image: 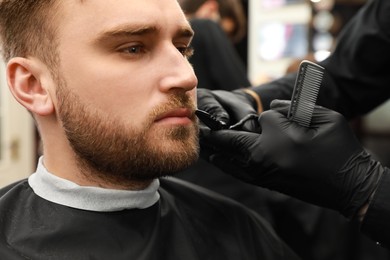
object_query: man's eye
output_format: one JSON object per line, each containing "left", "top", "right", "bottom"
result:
{"left": 120, "top": 45, "right": 144, "bottom": 54}
{"left": 177, "top": 46, "right": 194, "bottom": 59}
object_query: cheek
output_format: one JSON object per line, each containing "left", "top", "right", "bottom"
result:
{"left": 61, "top": 67, "right": 158, "bottom": 123}
{"left": 93, "top": 82, "right": 155, "bottom": 125}
{"left": 60, "top": 50, "right": 153, "bottom": 103}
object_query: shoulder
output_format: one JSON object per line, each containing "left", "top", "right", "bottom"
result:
{"left": 160, "top": 177, "right": 243, "bottom": 206}
{"left": 0, "top": 179, "right": 34, "bottom": 215}
{"left": 0, "top": 179, "right": 38, "bottom": 217}
{"left": 0, "top": 179, "right": 30, "bottom": 198}
{"left": 159, "top": 177, "right": 272, "bottom": 232}
{"left": 159, "top": 177, "right": 264, "bottom": 222}
{"left": 0, "top": 179, "right": 33, "bottom": 240}
{"left": 159, "top": 177, "right": 300, "bottom": 259}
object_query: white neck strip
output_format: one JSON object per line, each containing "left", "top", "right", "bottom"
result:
{"left": 28, "top": 157, "right": 160, "bottom": 212}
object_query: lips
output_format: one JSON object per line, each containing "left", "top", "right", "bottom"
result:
{"left": 155, "top": 108, "right": 194, "bottom": 123}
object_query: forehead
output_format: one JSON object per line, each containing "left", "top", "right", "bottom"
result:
{"left": 56, "top": 0, "right": 191, "bottom": 40}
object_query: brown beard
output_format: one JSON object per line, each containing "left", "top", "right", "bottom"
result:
{"left": 56, "top": 82, "right": 199, "bottom": 187}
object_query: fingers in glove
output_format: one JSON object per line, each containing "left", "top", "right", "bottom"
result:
{"left": 269, "top": 99, "right": 291, "bottom": 116}
{"left": 201, "top": 129, "right": 260, "bottom": 158}
{"left": 197, "top": 88, "right": 230, "bottom": 124}
{"left": 212, "top": 90, "right": 258, "bottom": 123}
{"left": 196, "top": 109, "right": 228, "bottom": 131}
{"left": 229, "top": 114, "right": 262, "bottom": 133}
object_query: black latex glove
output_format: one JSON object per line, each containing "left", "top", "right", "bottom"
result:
{"left": 197, "top": 88, "right": 259, "bottom": 131}
{"left": 201, "top": 100, "right": 384, "bottom": 219}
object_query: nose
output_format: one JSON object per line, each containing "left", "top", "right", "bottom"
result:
{"left": 158, "top": 45, "right": 198, "bottom": 93}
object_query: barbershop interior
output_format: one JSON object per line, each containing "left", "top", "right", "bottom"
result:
{"left": 0, "top": 0, "right": 389, "bottom": 259}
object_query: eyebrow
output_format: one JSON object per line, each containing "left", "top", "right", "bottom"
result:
{"left": 94, "top": 24, "right": 194, "bottom": 44}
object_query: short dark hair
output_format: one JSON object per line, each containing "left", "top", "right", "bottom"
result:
{"left": 0, "top": 0, "right": 62, "bottom": 69}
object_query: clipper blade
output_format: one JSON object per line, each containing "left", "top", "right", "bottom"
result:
{"left": 288, "top": 60, "right": 324, "bottom": 127}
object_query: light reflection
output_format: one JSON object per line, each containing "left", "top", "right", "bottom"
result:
{"left": 257, "top": 23, "right": 308, "bottom": 61}
{"left": 314, "top": 50, "right": 331, "bottom": 62}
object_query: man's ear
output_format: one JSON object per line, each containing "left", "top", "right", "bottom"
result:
{"left": 6, "top": 57, "right": 55, "bottom": 116}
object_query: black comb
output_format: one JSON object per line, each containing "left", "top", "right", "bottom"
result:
{"left": 288, "top": 60, "right": 324, "bottom": 127}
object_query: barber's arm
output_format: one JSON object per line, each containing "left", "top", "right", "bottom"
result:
{"left": 200, "top": 100, "right": 390, "bottom": 247}
{"left": 250, "top": 0, "right": 390, "bottom": 118}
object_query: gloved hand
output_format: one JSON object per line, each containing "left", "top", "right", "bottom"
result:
{"left": 197, "top": 88, "right": 259, "bottom": 131}
{"left": 201, "top": 99, "right": 384, "bottom": 219}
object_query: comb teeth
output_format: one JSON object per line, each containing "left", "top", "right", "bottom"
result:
{"left": 288, "top": 60, "right": 324, "bottom": 127}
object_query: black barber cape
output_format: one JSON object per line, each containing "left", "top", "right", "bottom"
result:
{"left": 0, "top": 177, "right": 299, "bottom": 259}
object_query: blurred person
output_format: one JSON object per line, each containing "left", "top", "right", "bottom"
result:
{"left": 0, "top": 0, "right": 301, "bottom": 259}
{"left": 178, "top": 0, "right": 250, "bottom": 91}
{"left": 218, "top": 0, "right": 247, "bottom": 44}
{"left": 179, "top": 0, "right": 247, "bottom": 43}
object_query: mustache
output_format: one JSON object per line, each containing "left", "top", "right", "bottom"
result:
{"left": 148, "top": 93, "right": 196, "bottom": 122}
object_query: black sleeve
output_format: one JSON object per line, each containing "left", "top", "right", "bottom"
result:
{"left": 361, "top": 167, "right": 390, "bottom": 248}
{"left": 249, "top": 0, "right": 390, "bottom": 119}
{"left": 248, "top": 72, "right": 297, "bottom": 111}
{"left": 319, "top": 0, "right": 390, "bottom": 118}
{"left": 189, "top": 19, "right": 251, "bottom": 91}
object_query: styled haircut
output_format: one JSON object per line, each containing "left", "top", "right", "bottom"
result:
{"left": 0, "top": 0, "right": 61, "bottom": 69}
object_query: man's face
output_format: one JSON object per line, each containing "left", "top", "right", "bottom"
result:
{"left": 52, "top": 0, "right": 199, "bottom": 184}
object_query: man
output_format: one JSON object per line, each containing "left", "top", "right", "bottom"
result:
{"left": 0, "top": 0, "right": 300, "bottom": 259}
{"left": 198, "top": 0, "right": 390, "bottom": 249}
